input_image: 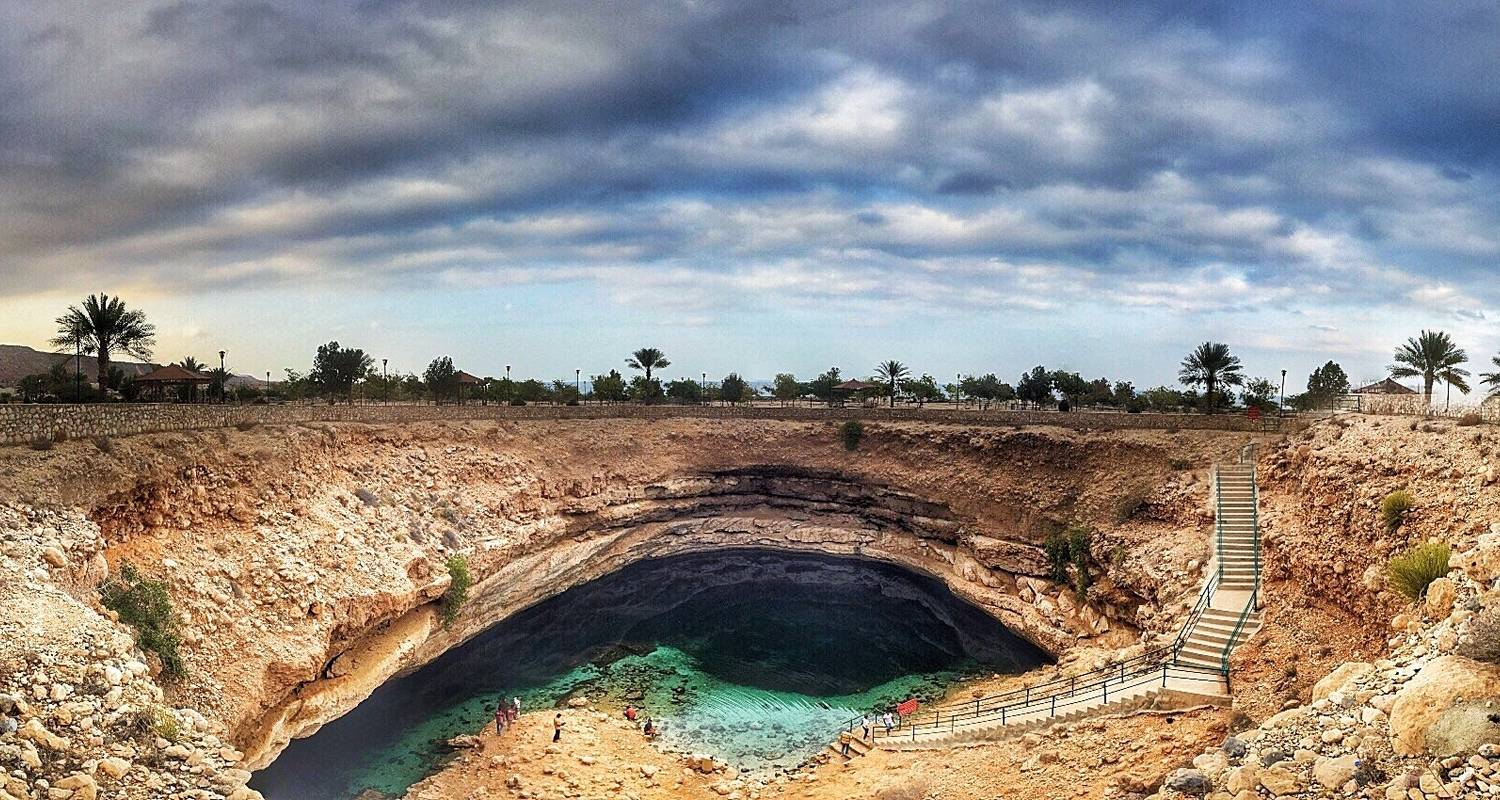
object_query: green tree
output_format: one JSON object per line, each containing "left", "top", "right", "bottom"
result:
{"left": 1241, "top": 376, "right": 1278, "bottom": 411}
{"left": 772, "top": 373, "right": 801, "bottom": 406}
{"left": 1178, "top": 342, "right": 1244, "bottom": 413}
{"left": 1016, "top": 366, "right": 1053, "bottom": 406}
{"left": 665, "top": 378, "right": 702, "bottom": 403}
{"left": 1141, "top": 385, "right": 1186, "bottom": 411}
{"left": 551, "top": 380, "right": 581, "bottom": 405}
{"left": 51, "top": 294, "right": 156, "bottom": 389}
{"left": 590, "top": 370, "right": 628, "bottom": 403}
{"left": 310, "top": 341, "right": 373, "bottom": 404}
{"left": 1304, "top": 361, "right": 1351, "bottom": 409}
{"left": 626, "top": 348, "right": 670, "bottom": 382}
{"left": 874, "top": 360, "right": 909, "bottom": 407}
{"left": 629, "top": 376, "right": 664, "bottom": 403}
{"left": 900, "top": 374, "right": 944, "bottom": 407}
{"left": 808, "top": 367, "right": 843, "bottom": 405}
{"left": 1390, "top": 330, "right": 1469, "bottom": 408}
{"left": 1112, "top": 381, "right": 1137, "bottom": 405}
{"left": 1482, "top": 354, "right": 1500, "bottom": 398}
{"left": 424, "top": 357, "right": 458, "bottom": 403}
{"left": 720, "top": 373, "right": 748, "bottom": 405}
{"left": 176, "top": 356, "right": 205, "bottom": 372}
{"left": 1049, "top": 371, "right": 1089, "bottom": 409}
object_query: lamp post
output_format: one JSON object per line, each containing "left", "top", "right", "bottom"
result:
{"left": 956, "top": 372, "right": 962, "bottom": 408}
{"left": 1279, "top": 369, "right": 1287, "bottom": 416}
{"left": 219, "top": 350, "right": 227, "bottom": 404}
{"left": 702, "top": 371, "right": 707, "bottom": 405}
{"left": 575, "top": 368, "right": 581, "bottom": 398}
{"left": 382, "top": 358, "right": 388, "bottom": 403}
{"left": 505, "top": 364, "right": 511, "bottom": 381}
{"left": 265, "top": 371, "right": 271, "bottom": 397}
{"left": 74, "top": 337, "right": 81, "bottom": 403}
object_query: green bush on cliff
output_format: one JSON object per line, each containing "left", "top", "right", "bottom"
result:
{"left": 441, "top": 554, "right": 472, "bottom": 625}
{"left": 1044, "top": 527, "right": 1093, "bottom": 594}
{"left": 100, "top": 562, "right": 185, "bottom": 681}
{"left": 1386, "top": 542, "right": 1450, "bottom": 601}
{"left": 1380, "top": 490, "right": 1415, "bottom": 532}
{"left": 840, "top": 420, "right": 864, "bottom": 451}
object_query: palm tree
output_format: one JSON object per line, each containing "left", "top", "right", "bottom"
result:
{"left": 1482, "top": 354, "right": 1500, "bottom": 397}
{"left": 51, "top": 294, "right": 156, "bottom": 385}
{"left": 875, "top": 360, "right": 909, "bottom": 408}
{"left": 1390, "top": 330, "right": 1469, "bottom": 408}
{"left": 177, "top": 356, "right": 205, "bottom": 373}
{"left": 1178, "top": 342, "right": 1244, "bottom": 413}
{"left": 626, "top": 348, "right": 670, "bottom": 381}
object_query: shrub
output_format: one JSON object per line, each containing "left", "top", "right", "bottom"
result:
{"left": 354, "top": 488, "right": 379, "bottom": 507}
{"left": 1380, "top": 491, "right": 1416, "bottom": 532}
{"left": 840, "top": 420, "right": 865, "bottom": 451}
{"left": 1044, "top": 528, "right": 1093, "bottom": 593}
{"left": 1168, "top": 457, "right": 1193, "bottom": 471}
{"left": 235, "top": 421, "right": 258, "bottom": 431}
{"left": 1386, "top": 542, "right": 1451, "bottom": 601}
{"left": 440, "top": 554, "right": 472, "bottom": 625}
{"left": 29, "top": 437, "right": 54, "bottom": 451}
{"left": 100, "top": 562, "right": 186, "bottom": 680}
{"left": 1458, "top": 609, "right": 1500, "bottom": 664}
{"left": 52, "top": 428, "right": 68, "bottom": 443}
{"left": 94, "top": 436, "right": 114, "bottom": 454}
{"left": 1458, "top": 412, "right": 1483, "bottom": 427}
{"left": 150, "top": 705, "right": 182, "bottom": 742}
{"left": 508, "top": 398, "right": 526, "bottom": 406}
{"left": 1043, "top": 534, "right": 1070, "bottom": 583}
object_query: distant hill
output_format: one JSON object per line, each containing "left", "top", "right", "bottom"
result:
{"left": 0, "top": 344, "right": 259, "bottom": 388}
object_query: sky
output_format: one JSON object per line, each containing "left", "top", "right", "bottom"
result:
{"left": 2, "top": 1, "right": 1499, "bottom": 392}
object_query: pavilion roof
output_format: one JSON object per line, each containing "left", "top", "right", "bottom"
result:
{"left": 136, "top": 364, "right": 209, "bottom": 383}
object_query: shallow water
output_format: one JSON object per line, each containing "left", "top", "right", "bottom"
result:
{"left": 250, "top": 549, "right": 1049, "bottom": 799}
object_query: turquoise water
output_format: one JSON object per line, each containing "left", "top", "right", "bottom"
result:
{"left": 252, "top": 550, "right": 1048, "bottom": 799}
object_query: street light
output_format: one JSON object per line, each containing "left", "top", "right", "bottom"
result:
{"left": 505, "top": 364, "right": 511, "bottom": 381}
{"left": 1279, "top": 369, "right": 1287, "bottom": 416}
{"left": 219, "top": 350, "right": 227, "bottom": 404}
{"left": 382, "top": 358, "right": 388, "bottom": 403}
{"left": 702, "top": 371, "right": 707, "bottom": 405}
{"left": 575, "top": 368, "right": 581, "bottom": 397}
{"left": 265, "top": 371, "right": 271, "bottom": 397}
{"left": 956, "top": 372, "right": 962, "bottom": 407}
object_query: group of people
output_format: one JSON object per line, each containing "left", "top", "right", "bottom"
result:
{"left": 839, "top": 711, "right": 899, "bottom": 757}
{"left": 623, "top": 705, "right": 657, "bottom": 739}
{"left": 492, "top": 696, "right": 522, "bottom": 734}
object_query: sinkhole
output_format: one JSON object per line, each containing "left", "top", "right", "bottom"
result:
{"left": 250, "top": 548, "right": 1052, "bottom": 799}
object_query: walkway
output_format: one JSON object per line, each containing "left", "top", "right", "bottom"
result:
{"left": 831, "top": 445, "right": 1264, "bottom": 754}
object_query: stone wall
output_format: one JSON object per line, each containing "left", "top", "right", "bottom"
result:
{"left": 0, "top": 401, "right": 1293, "bottom": 445}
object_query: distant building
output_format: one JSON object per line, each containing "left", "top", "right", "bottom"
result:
{"left": 1352, "top": 378, "right": 1423, "bottom": 415}
{"left": 1353, "top": 378, "right": 1417, "bottom": 395}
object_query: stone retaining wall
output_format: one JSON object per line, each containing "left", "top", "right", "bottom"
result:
{"left": 0, "top": 402, "right": 1294, "bottom": 445}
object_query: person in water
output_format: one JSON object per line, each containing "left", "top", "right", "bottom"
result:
{"left": 642, "top": 717, "right": 656, "bottom": 738}
{"left": 553, "top": 713, "right": 565, "bottom": 742}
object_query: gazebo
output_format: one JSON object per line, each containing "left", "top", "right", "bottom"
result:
{"left": 455, "top": 370, "right": 482, "bottom": 405}
{"left": 832, "top": 379, "right": 883, "bottom": 406}
{"left": 135, "top": 364, "right": 210, "bottom": 402}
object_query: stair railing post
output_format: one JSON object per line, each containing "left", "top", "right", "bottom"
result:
{"left": 1050, "top": 694, "right": 1056, "bottom": 717}
{"left": 1103, "top": 676, "right": 1109, "bottom": 705}
{"left": 1001, "top": 706, "right": 1006, "bottom": 726}
{"left": 1161, "top": 663, "right": 1167, "bottom": 687}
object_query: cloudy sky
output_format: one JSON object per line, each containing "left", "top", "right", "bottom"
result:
{"left": 2, "top": 0, "right": 1498, "bottom": 391}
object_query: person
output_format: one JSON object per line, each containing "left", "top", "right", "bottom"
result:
{"left": 642, "top": 717, "right": 656, "bottom": 738}
{"left": 625, "top": 705, "right": 638, "bottom": 722}
{"left": 553, "top": 713, "right": 565, "bottom": 742}
{"left": 861, "top": 714, "right": 872, "bottom": 741}
{"left": 494, "top": 701, "right": 507, "bottom": 734}
{"left": 838, "top": 729, "right": 853, "bottom": 757}
{"left": 510, "top": 696, "right": 522, "bottom": 723}
{"left": 882, "top": 711, "right": 894, "bottom": 734}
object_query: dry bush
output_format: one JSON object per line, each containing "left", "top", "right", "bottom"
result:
{"left": 1380, "top": 490, "right": 1415, "bottom": 532}
{"left": 94, "top": 436, "right": 114, "bottom": 454}
{"left": 52, "top": 428, "right": 68, "bottom": 443}
{"left": 29, "top": 436, "right": 54, "bottom": 451}
{"left": 1458, "top": 412, "right": 1483, "bottom": 427}
{"left": 874, "top": 779, "right": 931, "bottom": 800}
{"left": 235, "top": 420, "right": 258, "bottom": 431}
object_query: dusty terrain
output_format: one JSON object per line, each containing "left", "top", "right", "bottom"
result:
{"left": 1, "top": 413, "right": 1497, "bottom": 800}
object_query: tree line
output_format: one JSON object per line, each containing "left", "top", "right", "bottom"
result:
{"left": 13, "top": 294, "right": 1500, "bottom": 412}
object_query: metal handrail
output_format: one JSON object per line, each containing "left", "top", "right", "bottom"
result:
{"left": 1219, "top": 454, "right": 1261, "bottom": 685}
{"left": 1213, "top": 463, "right": 1225, "bottom": 583}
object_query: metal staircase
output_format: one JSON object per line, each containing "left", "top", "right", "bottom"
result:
{"left": 839, "top": 445, "right": 1263, "bottom": 749}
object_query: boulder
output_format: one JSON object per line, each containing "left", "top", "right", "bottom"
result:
{"left": 1165, "top": 769, "right": 1212, "bottom": 796}
{"left": 1312, "top": 662, "right": 1374, "bottom": 702}
{"left": 1454, "top": 533, "right": 1500, "bottom": 583}
{"left": 1312, "top": 754, "right": 1358, "bottom": 788}
{"left": 1426, "top": 577, "right": 1457, "bottom": 618}
{"left": 1258, "top": 766, "right": 1300, "bottom": 795}
{"left": 1390, "top": 655, "right": 1500, "bottom": 756}
{"left": 1424, "top": 699, "right": 1500, "bottom": 757}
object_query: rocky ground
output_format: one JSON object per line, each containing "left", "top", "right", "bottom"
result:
{"left": 2, "top": 413, "right": 1498, "bottom": 799}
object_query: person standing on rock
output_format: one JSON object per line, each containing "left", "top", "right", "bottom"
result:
{"left": 553, "top": 713, "right": 565, "bottom": 742}
{"left": 511, "top": 696, "right": 522, "bottom": 723}
{"left": 494, "top": 701, "right": 507, "bottom": 734}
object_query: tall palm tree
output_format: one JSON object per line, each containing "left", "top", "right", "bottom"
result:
{"left": 874, "top": 360, "right": 909, "bottom": 408}
{"left": 177, "top": 356, "right": 205, "bottom": 373}
{"left": 51, "top": 294, "right": 156, "bottom": 385}
{"left": 1178, "top": 342, "right": 1244, "bottom": 413}
{"left": 1482, "top": 354, "right": 1500, "bottom": 398}
{"left": 626, "top": 348, "right": 670, "bottom": 381}
{"left": 1390, "top": 330, "right": 1469, "bottom": 408}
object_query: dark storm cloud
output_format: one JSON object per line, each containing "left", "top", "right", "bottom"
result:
{"left": 1, "top": 0, "right": 1497, "bottom": 316}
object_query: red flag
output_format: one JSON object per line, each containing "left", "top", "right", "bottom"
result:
{"left": 895, "top": 698, "right": 919, "bottom": 716}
